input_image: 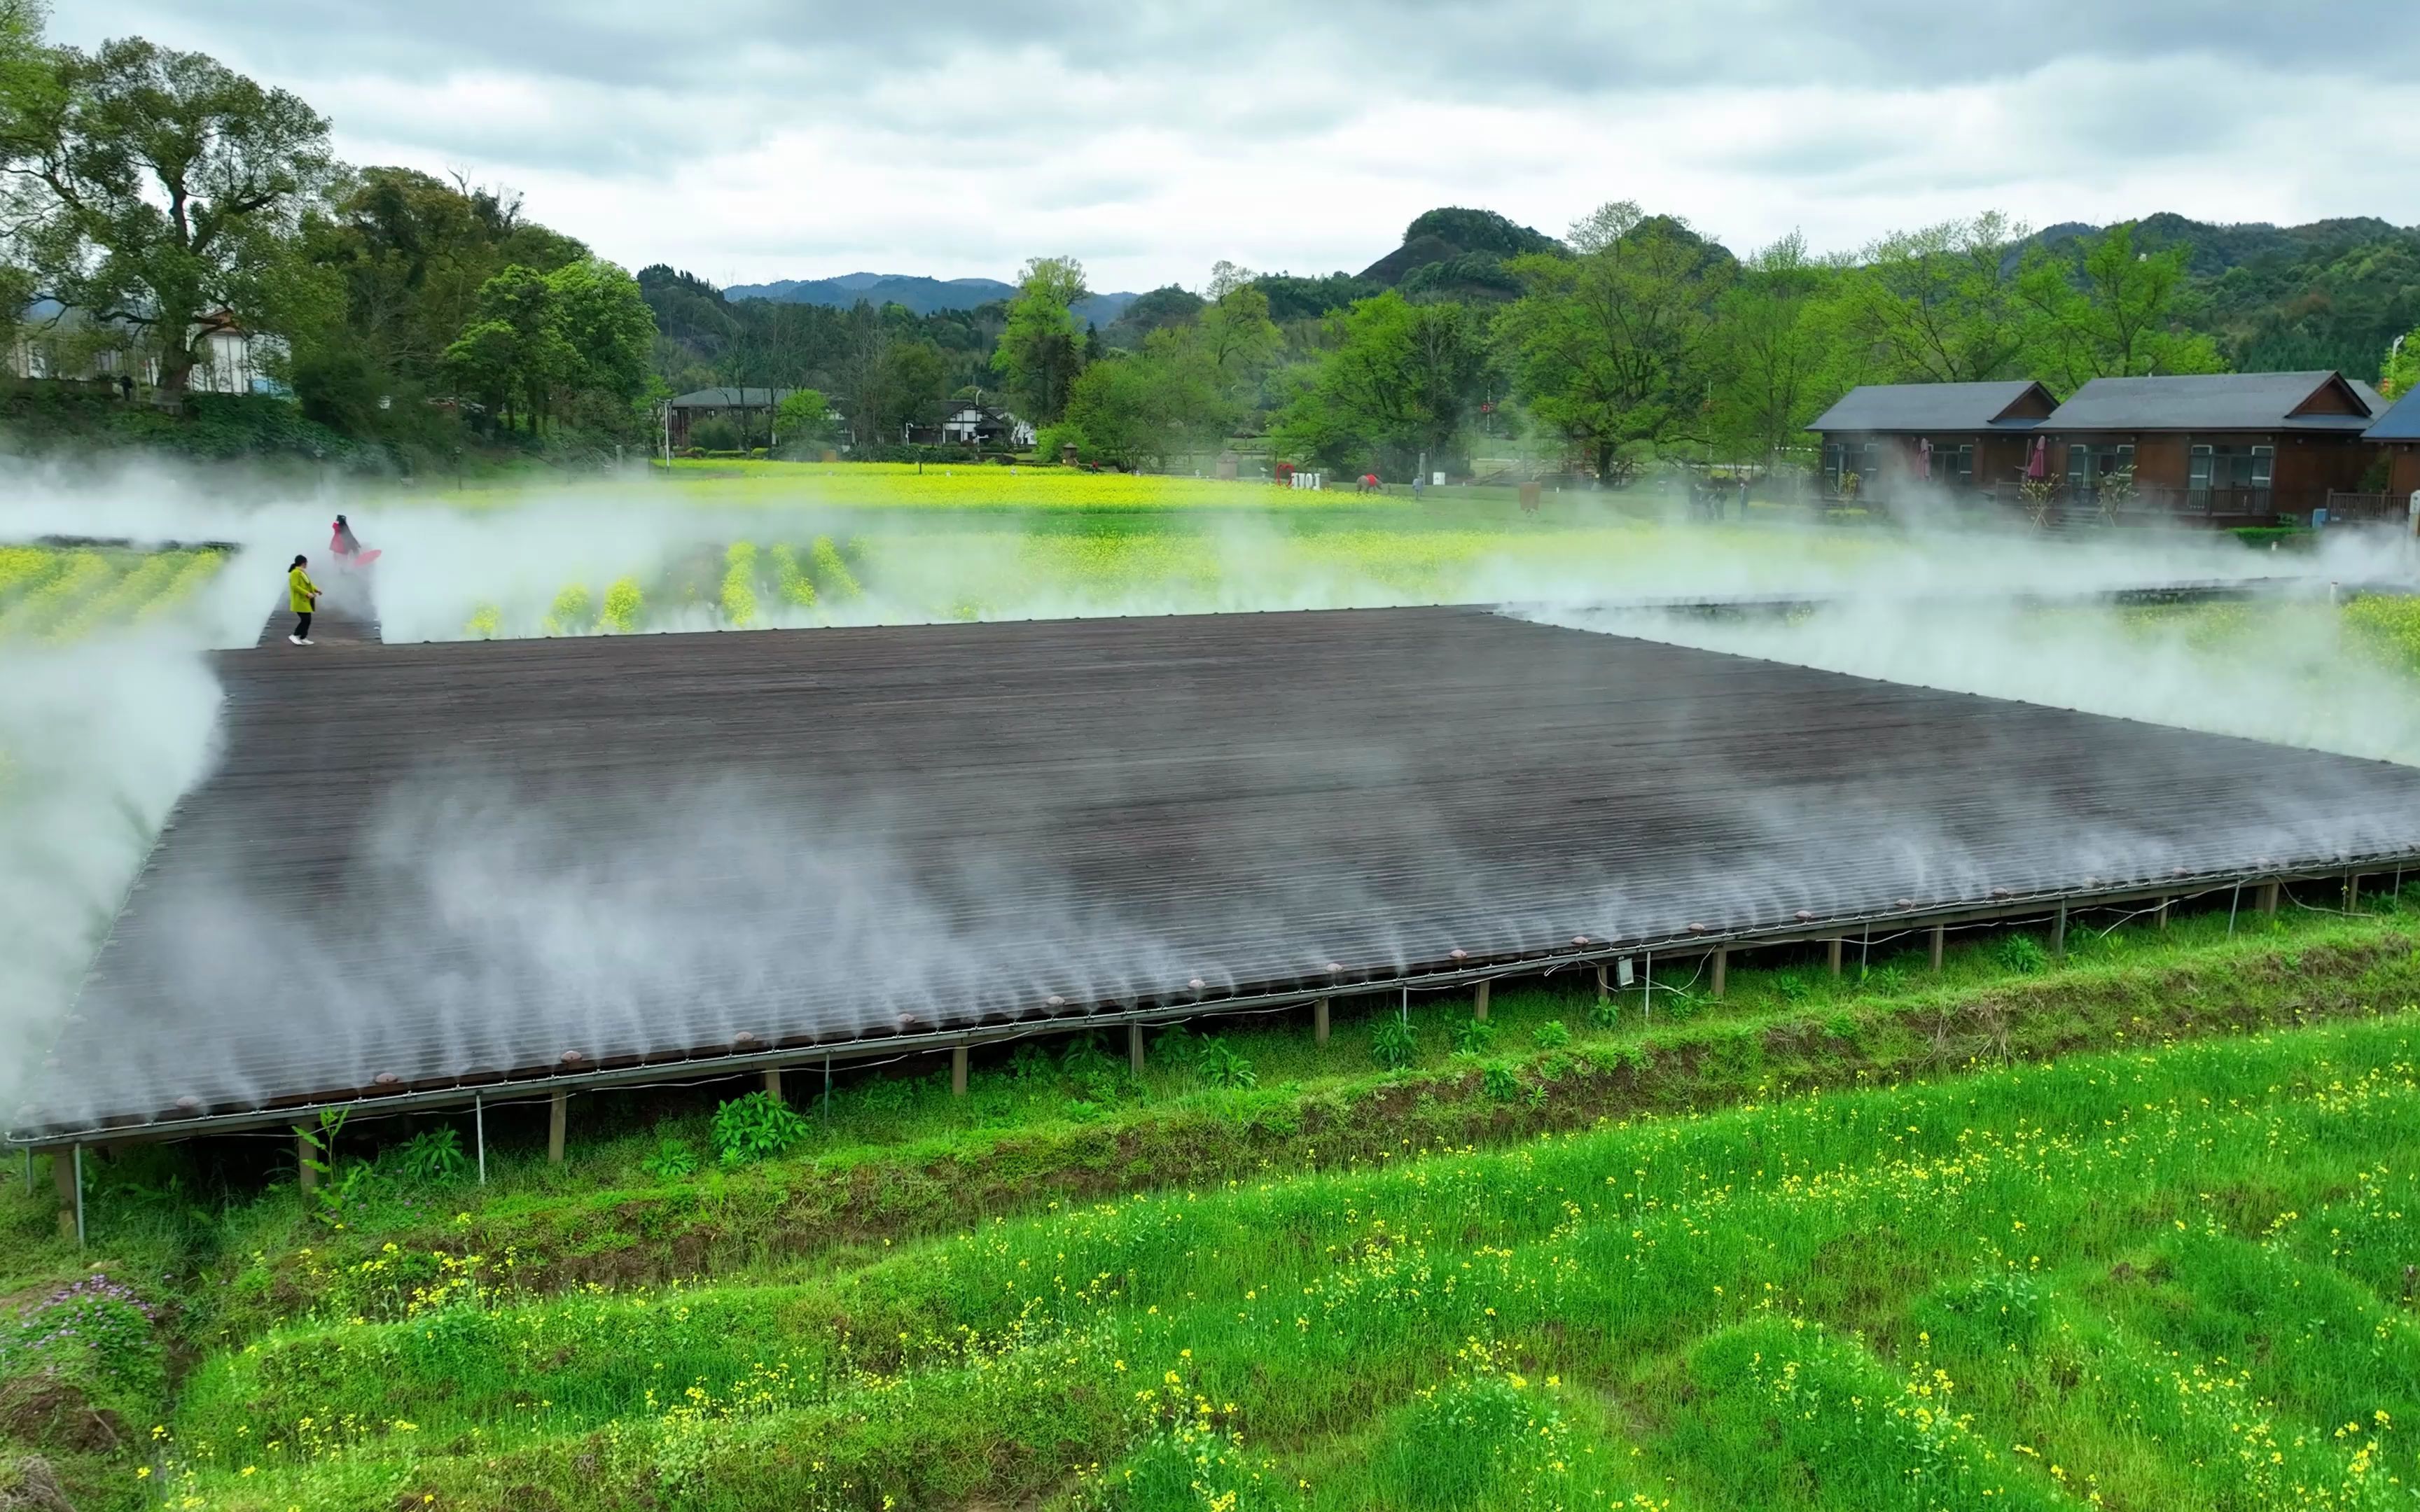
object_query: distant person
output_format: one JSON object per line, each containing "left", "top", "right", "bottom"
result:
{"left": 331, "top": 513, "right": 361, "bottom": 558}
{"left": 287, "top": 554, "right": 319, "bottom": 645}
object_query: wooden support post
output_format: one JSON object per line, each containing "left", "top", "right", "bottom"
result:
{"left": 2051, "top": 902, "right": 2068, "bottom": 960}
{"left": 1473, "top": 979, "right": 1491, "bottom": 1021}
{"left": 1826, "top": 938, "right": 1843, "bottom": 978}
{"left": 762, "top": 1067, "right": 783, "bottom": 1100}
{"left": 2346, "top": 872, "right": 2362, "bottom": 913}
{"left": 547, "top": 1091, "right": 567, "bottom": 1165}
{"left": 53, "top": 1148, "right": 77, "bottom": 1242}
{"left": 951, "top": 1044, "right": 970, "bottom": 1097}
{"left": 2155, "top": 897, "right": 2170, "bottom": 931}
{"left": 1128, "top": 1022, "right": 1145, "bottom": 1078}
{"left": 1313, "top": 997, "right": 1330, "bottom": 1046}
{"left": 295, "top": 1130, "right": 317, "bottom": 1194}
{"left": 1594, "top": 962, "right": 1609, "bottom": 1002}
{"left": 1928, "top": 923, "right": 1945, "bottom": 972}
{"left": 1709, "top": 948, "right": 1727, "bottom": 999}
{"left": 2259, "top": 881, "right": 2280, "bottom": 918}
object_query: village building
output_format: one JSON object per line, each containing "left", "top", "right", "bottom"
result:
{"left": 2033, "top": 371, "right": 2388, "bottom": 526}
{"left": 2365, "top": 386, "right": 2420, "bottom": 503}
{"left": 910, "top": 400, "right": 1034, "bottom": 449}
{"left": 665, "top": 386, "right": 793, "bottom": 449}
{"left": 1804, "top": 380, "right": 2057, "bottom": 502}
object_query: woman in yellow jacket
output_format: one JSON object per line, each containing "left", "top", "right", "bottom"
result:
{"left": 287, "top": 554, "right": 320, "bottom": 645}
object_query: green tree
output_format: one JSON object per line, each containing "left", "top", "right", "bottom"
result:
{"left": 1705, "top": 233, "right": 1864, "bottom": 464}
{"left": 1498, "top": 200, "right": 1733, "bottom": 479}
{"left": 2384, "top": 326, "right": 2420, "bottom": 400}
{"left": 2015, "top": 221, "right": 2225, "bottom": 391}
{"left": 992, "top": 255, "right": 1088, "bottom": 423}
{"left": 445, "top": 264, "right": 572, "bottom": 432}
{"left": 4, "top": 31, "right": 335, "bottom": 391}
{"left": 545, "top": 257, "right": 654, "bottom": 414}
{"left": 1843, "top": 211, "right": 2032, "bottom": 383}
{"left": 774, "top": 386, "right": 830, "bottom": 447}
{"left": 1272, "top": 288, "right": 1489, "bottom": 477}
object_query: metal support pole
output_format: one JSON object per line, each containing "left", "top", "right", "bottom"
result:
{"left": 2227, "top": 883, "right": 2241, "bottom": 938}
{"left": 1709, "top": 948, "right": 1727, "bottom": 999}
{"left": 1928, "top": 924, "right": 1945, "bottom": 972}
{"left": 547, "top": 1091, "right": 566, "bottom": 1165}
{"left": 2051, "top": 902, "right": 2068, "bottom": 960}
{"left": 1827, "top": 938, "right": 1842, "bottom": 978}
{"left": 72, "top": 1145, "right": 84, "bottom": 1249}
{"left": 951, "top": 1045, "right": 969, "bottom": 1097}
{"left": 475, "top": 1095, "right": 486, "bottom": 1185}
{"left": 1861, "top": 925, "right": 1870, "bottom": 979}
{"left": 1643, "top": 951, "right": 1653, "bottom": 1021}
{"left": 53, "top": 1147, "right": 76, "bottom": 1242}
{"left": 1314, "top": 997, "right": 1330, "bottom": 1046}
{"left": 1128, "top": 1022, "right": 1145, "bottom": 1078}
{"left": 1473, "top": 979, "right": 1491, "bottom": 1021}
{"left": 823, "top": 1057, "right": 833, "bottom": 1117}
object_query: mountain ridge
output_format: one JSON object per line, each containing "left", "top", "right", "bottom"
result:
{"left": 725, "top": 271, "right": 1138, "bottom": 327}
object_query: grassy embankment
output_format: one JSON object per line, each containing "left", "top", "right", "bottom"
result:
{"left": 9, "top": 897, "right": 2420, "bottom": 1508}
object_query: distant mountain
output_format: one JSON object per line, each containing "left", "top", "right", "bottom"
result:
{"left": 1356, "top": 207, "right": 1565, "bottom": 303}
{"left": 723, "top": 271, "right": 1139, "bottom": 327}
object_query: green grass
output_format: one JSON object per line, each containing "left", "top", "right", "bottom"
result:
{"left": 8, "top": 897, "right": 2420, "bottom": 1508}
{"left": 138, "top": 1011, "right": 2420, "bottom": 1509}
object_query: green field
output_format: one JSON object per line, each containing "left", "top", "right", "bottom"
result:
{"left": 11, "top": 897, "right": 2420, "bottom": 1511}
{"left": 0, "top": 544, "right": 228, "bottom": 643}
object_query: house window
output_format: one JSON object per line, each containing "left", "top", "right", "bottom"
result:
{"left": 1823, "top": 441, "right": 1878, "bottom": 492}
{"left": 2188, "top": 443, "right": 2272, "bottom": 496}
{"left": 2066, "top": 442, "right": 2134, "bottom": 494}
{"left": 1925, "top": 442, "right": 1974, "bottom": 484}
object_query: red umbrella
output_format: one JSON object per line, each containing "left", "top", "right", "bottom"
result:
{"left": 1917, "top": 439, "right": 1932, "bottom": 480}
{"left": 2026, "top": 435, "right": 2047, "bottom": 479}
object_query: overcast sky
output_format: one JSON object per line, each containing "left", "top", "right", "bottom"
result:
{"left": 57, "top": 1, "right": 2420, "bottom": 295}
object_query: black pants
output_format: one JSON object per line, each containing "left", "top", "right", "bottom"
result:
{"left": 294, "top": 610, "right": 312, "bottom": 639}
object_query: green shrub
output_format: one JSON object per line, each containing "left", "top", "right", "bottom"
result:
{"left": 1531, "top": 1018, "right": 1571, "bottom": 1049}
{"left": 1864, "top": 964, "right": 1910, "bottom": 994}
{"left": 639, "top": 1137, "right": 698, "bottom": 1180}
{"left": 1586, "top": 993, "right": 1620, "bottom": 1029}
{"left": 1449, "top": 1017, "right": 1496, "bottom": 1055}
{"left": 1998, "top": 933, "right": 2049, "bottom": 975}
{"left": 812, "top": 535, "right": 862, "bottom": 600}
{"left": 600, "top": 576, "right": 644, "bottom": 632}
{"left": 1195, "top": 1037, "right": 1258, "bottom": 1090}
{"left": 385, "top": 1127, "right": 468, "bottom": 1185}
{"left": 1481, "top": 1061, "right": 1519, "bottom": 1102}
{"left": 1370, "top": 1015, "right": 1417, "bottom": 1070}
{"left": 710, "top": 1091, "right": 810, "bottom": 1165}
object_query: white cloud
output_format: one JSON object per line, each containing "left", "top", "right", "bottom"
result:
{"left": 52, "top": 1, "right": 2420, "bottom": 291}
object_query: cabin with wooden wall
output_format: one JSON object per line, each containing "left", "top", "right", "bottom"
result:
{"left": 2036, "top": 371, "right": 2387, "bottom": 526}
{"left": 2367, "top": 386, "right": 2420, "bottom": 503}
{"left": 1803, "top": 381, "right": 2057, "bottom": 501}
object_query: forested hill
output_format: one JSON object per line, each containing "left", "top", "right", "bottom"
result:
{"left": 2013, "top": 214, "right": 2420, "bottom": 379}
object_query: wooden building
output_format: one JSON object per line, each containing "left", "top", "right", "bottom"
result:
{"left": 2035, "top": 371, "right": 2387, "bottom": 526}
{"left": 2367, "top": 386, "right": 2420, "bottom": 502}
{"left": 667, "top": 386, "right": 794, "bottom": 449}
{"left": 1804, "top": 381, "right": 2057, "bottom": 502}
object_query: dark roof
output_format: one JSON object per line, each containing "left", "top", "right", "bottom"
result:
{"left": 21, "top": 606, "right": 2420, "bottom": 1140}
{"left": 2366, "top": 386, "right": 2420, "bottom": 442}
{"left": 669, "top": 386, "right": 793, "bottom": 409}
{"left": 1806, "top": 382, "right": 2054, "bottom": 434}
{"left": 2049, "top": 372, "right": 2383, "bottom": 433}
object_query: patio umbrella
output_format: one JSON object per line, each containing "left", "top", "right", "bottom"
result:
{"left": 2025, "top": 435, "right": 2047, "bottom": 480}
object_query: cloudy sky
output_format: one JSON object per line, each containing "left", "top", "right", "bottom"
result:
{"left": 57, "top": 1, "right": 2420, "bottom": 295}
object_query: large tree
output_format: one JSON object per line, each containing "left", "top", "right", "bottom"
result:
{"left": 4, "top": 31, "right": 334, "bottom": 391}
{"left": 1841, "top": 212, "right": 2032, "bottom": 383}
{"left": 1704, "top": 233, "right": 1863, "bottom": 464}
{"left": 1498, "top": 200, "right": 1733, "bottom": 479}
{"left": 1273, "top": 288, "right": 1490, "bottom": 477}
{"left": 2015, "top": 220, "right": 2225, "bottom": 391}
{"left": 992, "top": 255, "right": 1088, "bottom": 423}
